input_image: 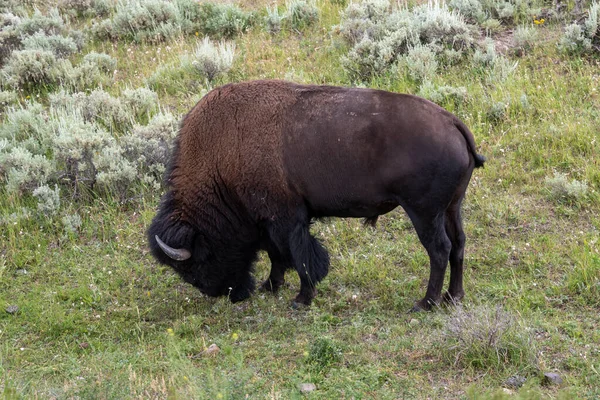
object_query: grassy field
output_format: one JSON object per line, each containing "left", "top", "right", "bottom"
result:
{"left": 1, "top": 0, "right": 599, "bottom": 398}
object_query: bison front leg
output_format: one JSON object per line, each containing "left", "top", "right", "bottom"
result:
{"left": 288, "top": 223, "right": 330, "bottom": 307}
{"left": 260, "top": 245, "right": 291, "bottom": 293}
{"left": 410, "top": 214, "right": 452, "bottom": 312}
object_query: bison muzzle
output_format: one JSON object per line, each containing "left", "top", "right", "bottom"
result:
{"left": 147, "top": 80, "right": 485, "bottom": 311}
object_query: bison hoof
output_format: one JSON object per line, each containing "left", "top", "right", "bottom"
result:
{"left": 228, "top": 287, "right": 253, "bottom": 303}
{"left": 442, "top": 291, "right": 465, "bottom": 306}
{"left": 291, "top": 292, "right": 314, "bottom": 309}
{"left": 409, "top": 298, "right": 438, "bottom": 313}
{"left": 259, "top": 279, "right": 284, "bottom": 293}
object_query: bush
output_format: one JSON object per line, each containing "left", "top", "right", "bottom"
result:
{"left": 197, "top": 2, "right": 254, "bottom": 38}
{"left": 0, "top": 90, "right": 18, "bottom": 112}
{"left": 0, "top": 145, "right": 54, "bottom": 193}
{"left": 56, "top": 0, "right": 113, "bottom": 19}
{"left": 560, "top": 2, "right": 600, "bottom": 54}
{"left": 472, "top": 39, "right": 518, "bottom": 85}
{"left": 545, "top": 172, "right": 589, "bottom": 205}
{"left": 285, "top": 0, "right": 319, "bottom": 30}
{"left": 439, "top": 304, "right": 538, "bottom": 371}
{"left": 81, "top": 52, "right": 117, "bottom": 74}
{"left": 512, "top": 25, "right": 538, "bottom": 56}
{"left": 21, "top": 32, "right": 78, "bottom": 58}
{"left": 33, "top": 184, "right": 60, "bottom": 215}
{"left": 338, "top": 0, "right": 477, "bottom": 79}
{"left": 450, "top": 0, "right": 538, "bottom": 25}
{"left": 192, "top": 37, "right": 236, "bottom": 82}
{"left": 418, "top": 80, "right": 468, "bottom": 105}
{"left": 306, "top": 338, "right": 343, "bottom": 373}
{"left": 0, "top": 49, "right": 65, "bottom": 89}
{"left": 93, "top": 0, "right": 181, "bottom": 43}
{"left": 265, "top": 5, "right": 283, "bottom": 34}
{"left": 0, "top": 86, "right": 178, "bottom": 207}
{"left": 403, "top": 44, "right": 438, "bottom": 82}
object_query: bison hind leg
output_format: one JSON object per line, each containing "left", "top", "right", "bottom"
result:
{"left": 363, "top": 216, "right": 379, "bottom": 227}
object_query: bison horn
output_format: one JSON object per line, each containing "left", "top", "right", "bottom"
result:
{"left": 155, "top": 235, "right": 191, "bottom": 261}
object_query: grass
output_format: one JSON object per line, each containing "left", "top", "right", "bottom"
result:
{"left": 1, "top": 1, "right": 600, "bottom": 398}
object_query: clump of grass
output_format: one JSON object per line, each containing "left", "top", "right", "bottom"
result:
{"left": 306, "top": 337, "right": 343, "bottom": 373}
{"left": 544, "top": 172, "right": 589, "bottom": 205}
{"left": 438, "top": 304, "right": 538, "bottom": 372}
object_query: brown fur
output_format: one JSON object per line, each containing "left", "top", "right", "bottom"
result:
{"left": 148, "top": 80, "right": 485, "bottom": 309}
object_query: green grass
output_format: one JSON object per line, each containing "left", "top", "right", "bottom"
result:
{"left": 1, "top": 1, "right": 600, "bottom": 398}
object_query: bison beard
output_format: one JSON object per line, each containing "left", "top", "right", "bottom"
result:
{"left": 147, "top": 80, "right": 485, "bottom": 311}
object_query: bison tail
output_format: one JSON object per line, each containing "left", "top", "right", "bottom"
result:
{"left": 454, "top": 119, "right": 486, "bottom": 169}
{"left": 290, "top": 224, "right": 330, "bottom": 284}
{"left": 474, "top": 153, "right": 486, "bottom": 168}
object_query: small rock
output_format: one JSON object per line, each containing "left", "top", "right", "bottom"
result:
{"left": 16, "top": 269, "right": 27, "bottom": 275}
{"left": 79, "top": 342, "right": 89, "bottom": 349}
{"left": 5, "top": 305, "right": 19, "bottom": 314}
{"left": 299, "top": 383, "right": 316, "bottom": 393}
{"left": 203, "top": 343, "right": 220, "bottom": 356}
{"left": 543, "top": 372, "right": 563, "bottom": 386}
{"left": 502, "top": 388, "right": 515, "bottom": 395}
{"left": 409, "top": 318, "right": 420, "bottom": 326}
{"left": 504, "top": 375, "right": 526, "bottom": 389}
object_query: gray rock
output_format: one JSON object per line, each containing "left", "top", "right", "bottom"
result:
{"left": 409, "top": 318, "right": 420, "bottom": 326}
{"left": 299, "top": 383, "right": 316, "bottom": 393}
{"left": 5, "top": 305, "right": 19, "bottom": 314}
{"left": 543, "top": 372, "right": 563, "bottom": 385}
{"left": 504, "top": 375, "right": 526, "bottom": 389}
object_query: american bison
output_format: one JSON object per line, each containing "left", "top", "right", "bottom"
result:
{"left": 148, "top": 80, "right": 485, "bottom": 311}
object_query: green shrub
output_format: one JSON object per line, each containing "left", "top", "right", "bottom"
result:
{"left": 93, "top": 0, "right": 181, "bottom": 43}
{"left": 197, "top": 2, "right": 254, "bottom": 39}
{"left": 338, "top": 0, "right": 477, "bottom": 79}
{"left": 191, "top": 37, "right": 236, "bottom": 82}
{"left": 33, "top": 184, "right": 60, "bottom": 215}
{"left": 0, "top": 49, "right": 65, "bottom": 89}
{"left": 265, "top": 5, "right": 283, "bottom": 34}
{"left": 81, "top": 52, "right": 117, "bottom": 74}
{"left": 285, "top": 0, "right": 319, "bottom": 30}
{"left": 418, "top": 80, "right": 468, "bottom": 105}
{"left": 560, "top": 2, "right": 600, "bottom": 54}
{"left": 56, "top": 0, "right": 113, "bottom": 19}
{"left": 403, "top": 44, "right": 438, "bottom": 82}
{"left": 545, "top": 172, "right": 589, "bottom": 205}
{"left": 21, "top": 32, "right": 78, "bottom": 58}
{"left": 512, "top": 25, "right": 538, "bottom": 56}
{"left": 0, "top": 89, "right": 18, "bottom": 112}
{"left": 439, "top": 305, "right": 538, "bottom": 372}
{"left": 0, "top": 145, "right": 54, "bottom": 193}
{"left": 306, "top": 338, "right": 343, "bottom": 373}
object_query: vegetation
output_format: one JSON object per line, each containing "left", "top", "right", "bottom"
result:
{"left": 1, "top": 0, "right": 599, "bottom": 398}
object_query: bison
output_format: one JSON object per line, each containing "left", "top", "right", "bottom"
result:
{"left": 147, "top": 80, "right": 485, "bottom": 311}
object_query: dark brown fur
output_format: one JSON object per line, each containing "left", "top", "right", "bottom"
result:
{"left": 148, "top": 80, "right": 485, "bottom": 310}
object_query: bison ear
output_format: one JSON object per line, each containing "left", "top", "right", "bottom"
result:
{"left": 155, "top": 235, "right": 192, "bottom": 261}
